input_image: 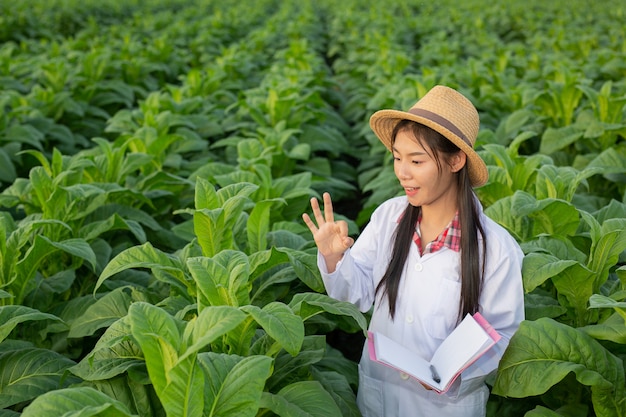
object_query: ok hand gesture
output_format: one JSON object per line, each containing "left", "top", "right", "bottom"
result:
{"left": 302, "top": 192, "right": 354, "bottom": 272}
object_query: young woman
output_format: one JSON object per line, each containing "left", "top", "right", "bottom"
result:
{"left": 302, "top": 85, "right": 524, "bottom": 416}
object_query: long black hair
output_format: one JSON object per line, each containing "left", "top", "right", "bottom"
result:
{"left": 374, "top": 120, "right": 487, "bottom": 322}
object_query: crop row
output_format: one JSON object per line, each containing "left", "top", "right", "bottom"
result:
{"left": 1, "top": 0, "right": 625, "bottom": 416}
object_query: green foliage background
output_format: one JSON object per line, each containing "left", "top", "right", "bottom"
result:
{"left": 0, "top": 0, "right": 625, "bottom": 416}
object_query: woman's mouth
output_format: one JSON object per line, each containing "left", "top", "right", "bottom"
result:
{"left": 404, "top": 187, "right": 419, "bottom": 197}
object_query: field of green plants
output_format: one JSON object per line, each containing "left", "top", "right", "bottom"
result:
{"left": 1, "top": 0, "right": 625, "bottom": 416}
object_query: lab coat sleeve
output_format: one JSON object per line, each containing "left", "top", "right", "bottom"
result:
{"left": 318, "top": 204, "right": 390, "bottom": 313}
{"left": 318, "top": 248, "right": 375, "bottom": 312}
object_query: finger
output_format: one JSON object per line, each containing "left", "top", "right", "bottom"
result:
{"left": 310, "top": 197, "right": 325, "bottom": 226}
{"left": 302, "top": 213, "right": 318, "bottom": 233}
{"left": 323, "top": 192, "right": 334, "bottom": 223}
{"left": 336, "top": 221, "right": 353, "bottom": 249}
{"left": 336, "top": 219, "right": 348, "bottom": 237}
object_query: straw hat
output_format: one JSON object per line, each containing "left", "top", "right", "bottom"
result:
{"left": 369, "top": 85, "right": 488, "bottom": 187}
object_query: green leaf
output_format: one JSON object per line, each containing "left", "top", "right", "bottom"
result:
{"left": 0, "top": 305, "right": 62, "bottom": 344}
{"left": 194, "top": 177, "right": 219, "bottom": 210}
{"left": 580, "top": 313, "right": 626, "bottom": 344}
{"left": 539, "top": 126, "right": 583, "bottom": 155}
{"left": 552, "top": 262, "right": 596, "bottom": 322}
{"left": 523, "top": 293, "right": 567, "bottom": 321}
{"left": 266, "top": 335, "right": 326, "bottom": 392}
{"left": 16, "top": 236, "right": 96, "bottom": 296}
{"left": 524, "top": 406, "right": 566, "bottom": 417}
{"left": 20, "top": 386, "right": 135, "bottom": 417}
{"left": 289, "top": 292, "right": 368, "bottom": 334}
{"left": 68, "top": 287, "right": 133, "bottom": 338}
{"left": 275, "top": 248, "right": 324, "bottom": 292}
{"left": 241, "top": 302, "right": 304, "bottom": 356}
{"left": 183, "top": 305, "right": 247, "bottom": 359}
{"left": 199, "top": 353, "right": 273, "bottom": 417}
{"left": 0, "top": 149, "right": 16, "bottom": 183}
{"left": 0, "top": 347, "right": 79, "bottom": 408}
{"left": 70, "top": 316, "right": 144, "bottom": 381}
{"left": 128, "top": 301, "right": 205, "bottom": 417}
{"left": 311, "top": 368, "right": 360, "bottom": 417}
{"left": 96, "top": 242, "right": 186, "bottom": 293}
{"left": 188, "top": 251, "right": 251, "bottom": 309}
{"left": 259, "top": 381, "right": 343, "bottom": 417}
{"left": 215, "top": 182, "right": 259, "bottom": 205}
{"left": 247, "top": 200, "right": 274, "bottom": 254}
{"left": 522, "top": 253, "right": 578, "bottom": 293}
{"left": 588, "top": 294, "right": 626, "bottom": 310}
{"left": 128, "top": 302, "right": 183, "bottom": 396}
{"left": 493, "top": 318, "right": 626, "bottom": 415}
{"left": 588, "top": 218, "right": 626, "bottom": 286}
{"left": 194, "top": 208, "right": 227, "bottom": 258}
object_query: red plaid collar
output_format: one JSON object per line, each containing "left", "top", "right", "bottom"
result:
{"left": 412, "top": 211, "right": 461, "bottom": 255}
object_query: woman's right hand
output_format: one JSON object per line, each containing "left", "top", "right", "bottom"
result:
{"left": 302, "top": 192, "right": 354, "bottom": 272}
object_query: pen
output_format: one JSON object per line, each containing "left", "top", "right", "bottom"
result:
{"left": 429, "top": 364, "right": 441, "bottom": 383}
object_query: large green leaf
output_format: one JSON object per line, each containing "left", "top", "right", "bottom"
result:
{"left": 289, "top": 292, "right": 368, "bottom": 334}
{"left": 199, "top": 353, "right": 273, "bottom": 417}
{"left": 96, "top": 242, "right": 186, "bottom": 293}
{"left": 523, "top": 293, "right": 567, "bottom": 321}
{"left": 68, "top": 287, "right": 133, "bottom": 338}
{"left": 487, "top": 192, "right": 580, "bottom": 241}
{"left": 13, "top": 235, "right": 96, "bottom": 301}
{"left": 539, "top": 125, "right": 583, "bottom": 155}
{"left": 275, "top": 247, "right": 324, "bottom": 292}
{"left": 70, "top": 317, "right": 144, "bottom": 381}
{"left": 551, "top": 262, "right": 596, "bottom": 323}
{"left": 311, "top": 368, "right": 360, "bottom": 417}
{"left": 588, "top": 218, "right": 626, "bottom": 287}
{"left": 79, "top": 213, "right": 147, "bottom": 243}
{"left": 193, "top": 208, "right": 227, "bottom": 258}
{"left": 246, "top": 200, "right": 274, "bottom": 254}
{"left": 129, "top": 302, "right": 203, "bottom": 417}
{"left": 0, "top": 305, "right": 62, "bottom": 344}
{"left": 83, "top": 376, "right": 156, "bottom": 417}
{"left": 128, "top": 302, "right": 183, "bottom": 395}
{"left": 20, "top": 386, "right": 135, "bottom": 417}
{"left": 183, "top": 305, "right": 247, "bottom": 359}
{"left": 0, "top": 347, "right": 80, "bottom": 408}
{"left": 580, "top": 310, "right": 626, "bottom": 344}
{"left": 522, "top": 253, "right": 578, "bottom": 293}
{"left": 187, "top": 251, "right": 251, "bottom": 309}
{"left": 493, "top": 318, "right": 626, "bottom": 416}
{"left": 191, "top": 183, "right": 255, "bottom": 256}
{"left": 259, "top": 381, "right": 343, "bottom": 417}
{"left": 241, "top": 302, "right": 304, "bottom": 356}
{"left": 266, "top": 335, "right": 326, "bottom": 392}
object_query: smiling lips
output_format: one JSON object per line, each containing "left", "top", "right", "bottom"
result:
{"left": 404, "top": 187, "right": 419, "bottom": 197}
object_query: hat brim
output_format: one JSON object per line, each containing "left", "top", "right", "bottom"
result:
{"left": 369, "top": 109, "right": 489, "bottom": 187}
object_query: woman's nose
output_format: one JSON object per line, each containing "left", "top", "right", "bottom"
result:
{"left": 396, "top": 162, "right": 411, "bottom": 179}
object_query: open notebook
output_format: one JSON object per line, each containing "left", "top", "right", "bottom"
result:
{"left": 368, "top": 312, "right": 501, "bottom": 393}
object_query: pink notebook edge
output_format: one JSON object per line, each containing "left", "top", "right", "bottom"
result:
{"left": 472, "top": 312, "right": 502, "bottom": 343}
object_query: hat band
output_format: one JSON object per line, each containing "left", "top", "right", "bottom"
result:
{"left": 407, "top": 108, "right": 471, "bottom": 147}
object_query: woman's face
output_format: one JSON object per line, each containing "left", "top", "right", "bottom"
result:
{"left": 392, "top": 129, "right": 465, "bottom": 209}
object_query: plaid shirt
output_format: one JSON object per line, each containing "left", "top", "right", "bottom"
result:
{"left": 413, "top": 211, "right": 461, "bottom": 255}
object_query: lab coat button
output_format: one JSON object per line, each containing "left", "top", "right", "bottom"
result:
{"left": 414, "top": 263, "right": 423, "bottom": 272}
{"left": 400, "top": 372, "right": 409, "bottom": 380}
{"left": 406, "top": 314, "right": 414, "bottom": 323}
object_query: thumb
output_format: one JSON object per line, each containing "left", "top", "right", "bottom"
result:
{"left": 343, "top": 236, "right": 354, "bottom": 249}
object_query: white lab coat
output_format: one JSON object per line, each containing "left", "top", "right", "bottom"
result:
{"left": 319, "top": 196, "right": 525, "bottom": 417}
